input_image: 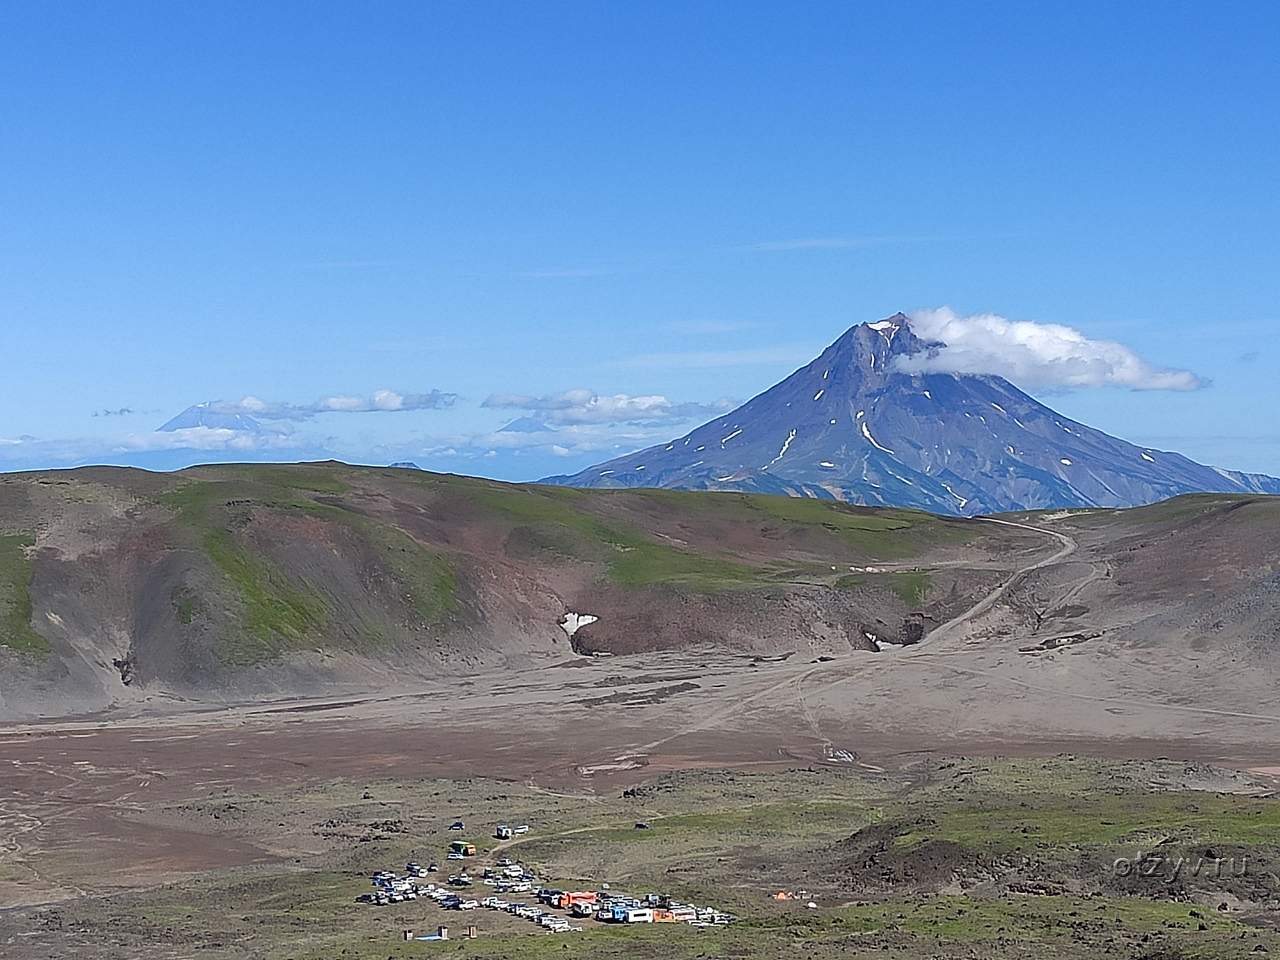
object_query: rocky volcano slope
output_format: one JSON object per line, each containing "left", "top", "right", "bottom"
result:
{"left": 546, "top": 313, "right": 1280, "bottom": 515}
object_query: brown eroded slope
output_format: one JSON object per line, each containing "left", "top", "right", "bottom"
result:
{"left": 0, "top": 462, "right": 1046, "bottom": 720}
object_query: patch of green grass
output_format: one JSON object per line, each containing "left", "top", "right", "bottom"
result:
{"left": 204, "top": 525, "right": 328, "bottom": 665}
{"left": 367, "top": 523, "right": 456, "bottom": 624}
{"left": 272, "top": 892, "right": 1255, "bottom": 960}
{"left": 172, "top": 585, "right": 201, "bottom": 624}
{"left": 0, "top": 533, "right": 46, "bottom": 655}
{"left": 895, "top": 792, "right": 1280, "bottom": 852}
{"left": 746, "top": 494, "right": 918, "bottom": 530}
{"left": 836, "top": 893, "right": 1243, "bottom": 940}
{"left": 1052, "top": 493, "right": 1268, "bottom": 529}
{"left": 742, "top": 494, "right": 976, "bottom": 559}
{"left": 163, "top": 478, "right": 331, "bottom": 662}
{"left": 888, "top": 570, "right": 930, "bottom": 607}
{"left": 833, "top": 570, "right": 930, "bottom": 606}
{"left": 292, "top": 497, "right": 458, "bottom": 625}
{"left": 502, "top": 523, "right": 579, "bottom": 561}
{"left": 542, "top": 800, "right": 875, "bottom": 847}
{"left": 464, "top": 483, "right": 761, "bottom": 591}
{"left": 198, "top": 463, "right": 355, "bottom": 496}
{"left": 606, "top": 542, "right": 759, "bottom": 589}
{"left": 516, "top": 799, "right": 881, "bottom": 903}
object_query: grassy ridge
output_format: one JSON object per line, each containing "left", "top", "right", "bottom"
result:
{"left": 456, "top": 480, "right": 971, "bottom": 591}
{"left": 0, "top": 463, "right": 1012, "bottom": 669}
{"left": 152, "top": 467, "right": 994, "bottom": 664}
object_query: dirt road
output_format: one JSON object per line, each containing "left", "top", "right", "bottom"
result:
{"left": 921, "top": 516, "right": 1078, "bottom": 645}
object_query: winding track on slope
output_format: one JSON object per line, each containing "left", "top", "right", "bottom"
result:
{"left": 918, "top": 517, "right": 1078, "bottom": 647}
{"left": 627, "top": 517, "right": 1077, "bottom": 759}
{"left": 785, "top": 516, "right": 1078, "bottom": 753}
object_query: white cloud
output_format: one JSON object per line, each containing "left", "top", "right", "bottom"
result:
{"left": 417, "top": 417, "right": 683, "bottom": 462}
{"left": 0, "top": 426, "right": 304, "bottom": 468}
{"left": 209, "top": 389, "right": 456, "bottom": 421}
{"left": 115, "top": 427, "right": 299, "bottom": 452}
{"left": 482, "top": 389, "right": 733, "bottom": 426}
{"left": 372, "top": 389, "right": 404, "bottom": 410}
{"left": 895, "top": 307, "right": 1205, "bottom": 391}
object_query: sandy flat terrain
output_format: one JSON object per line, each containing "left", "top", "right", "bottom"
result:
{"left": 4, "top": 638, "right": 1279, "bottom": 910}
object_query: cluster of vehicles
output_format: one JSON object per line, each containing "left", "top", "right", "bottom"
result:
{"left": 446, "top": 819, "right": 529, "bottom": 841}
{"left": 361, "top": 858, "right": 541, "bottom": 908}
{"left": 544, "top": 889, "right": 735, "bottom": 926}
{"left": 363, "top": 867, "right": 486, "bottom": 910}
{"left": 360, "top": 851, "right": 735, "bottom": 933}
{"left": 479, "top": 895, "right": 581, "bottom": 933}
{"left": 363, "top": 871, "right": 424, "bottom": 906}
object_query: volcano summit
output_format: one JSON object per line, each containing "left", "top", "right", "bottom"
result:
{"left": 544, "top": 313, "right": 1280, "bottom": 514}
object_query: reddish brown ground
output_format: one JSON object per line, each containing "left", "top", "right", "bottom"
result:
{"left": 4, "top": 646, "right": 1279, "bottom": 909}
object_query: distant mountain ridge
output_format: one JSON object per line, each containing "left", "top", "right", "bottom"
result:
{"left": 544, "top": 313, "right": 1280, "bottom": 514}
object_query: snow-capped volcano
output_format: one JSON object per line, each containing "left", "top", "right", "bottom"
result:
{"left": 543, "top": 313, "right": 1280, "bottom": 515}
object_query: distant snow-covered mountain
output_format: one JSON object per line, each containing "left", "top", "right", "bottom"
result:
{"left": 158, "top": 402, "right": 267, "bottom": 435}
{"left": 543, "top": 313, "right": 1280, "bottom": 515}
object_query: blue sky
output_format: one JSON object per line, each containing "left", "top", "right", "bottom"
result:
{"left": 1, "top": 1, "right": 1277, "bottom": 479}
